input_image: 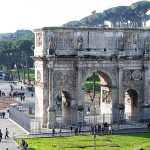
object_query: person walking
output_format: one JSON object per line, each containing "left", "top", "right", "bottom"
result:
{"left": 0, "top": 129, "right": 3, "bottom": 142}
{"left": 52, "top": 127, "right": 55, "bottom": 136}
{"left": 5, "top": 128, "right": 9, "bottom": 139}
{"left": 2, "top": 112, "right": 5, "bottom": 119}
{"left": 70, "top": 125, "right": 73, "bottom": 134}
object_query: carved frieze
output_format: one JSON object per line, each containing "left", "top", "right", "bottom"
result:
{"left": 53, "top": 70, "right": 76, "bottom": 87}
{"left": 47, "top": 35, "right": 74, "bottom": 50}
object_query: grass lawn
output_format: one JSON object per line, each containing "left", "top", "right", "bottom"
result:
{"left": 11, "top": 68, "right": 35, "bottom": 81}
{"left": 16, "top": 133, "right": 150, "bottom": 150}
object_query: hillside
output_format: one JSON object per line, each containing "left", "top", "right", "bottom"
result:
{"left": 0, "top": 30, "right": 34, "bottom": 41}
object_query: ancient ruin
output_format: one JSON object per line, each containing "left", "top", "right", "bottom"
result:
{"left": 33, "top": 27, "right": 150, "bottom": 128}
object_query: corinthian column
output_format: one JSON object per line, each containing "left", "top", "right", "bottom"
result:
{"left": 118, "top": 67, "right": 124, "bottom": 105}
{"left": 118, "top": 66, "right": 125, "bottom": 120}
{"left": 47, "top": 61, "right": 56, "bottom": 128}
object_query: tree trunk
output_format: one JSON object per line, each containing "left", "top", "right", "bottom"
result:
{"left": 17, "top": 67, "right": 20, "bottom": 82}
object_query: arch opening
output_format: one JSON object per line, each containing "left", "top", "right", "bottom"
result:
{"left": 125, "top": 89, "right": 138, "bottom": 118}
{"left": 84, "top": 70, "right": 112, "bottom": 125}
{"left": 55, "top": 91, "right": 72, "bottom": 126}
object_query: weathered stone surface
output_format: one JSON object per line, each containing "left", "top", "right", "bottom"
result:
{"left": 33, "top": 27, "right": 150, "bottom": 127}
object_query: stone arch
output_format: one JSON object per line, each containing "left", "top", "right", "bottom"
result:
{"left": 125, "top": 88, "right": 138, "bottom": 117}
{"left": 83, "top": 68, "right": 117, "bottom": 124}
{"left": 61, "top": 91, "right": 72, "bottom": 125}
{"left": 83, "top": 68, "right": 116, "bottom": 87}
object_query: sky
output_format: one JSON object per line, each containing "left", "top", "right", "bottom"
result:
{"left": 0, "top": 0, "right": 147, "bottom": 33}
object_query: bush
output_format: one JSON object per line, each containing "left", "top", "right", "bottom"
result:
{"left": 85, "top": 82, "right": 100, "bottom": 93}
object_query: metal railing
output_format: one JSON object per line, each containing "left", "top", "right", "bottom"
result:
{"left": 9, "top": 104, "right": 150, "bottom": 134}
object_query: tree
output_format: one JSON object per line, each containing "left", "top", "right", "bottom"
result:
{"left": 63, "top": 1, "right": 150, "bottom": 28}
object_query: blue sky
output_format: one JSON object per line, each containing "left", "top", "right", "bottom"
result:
{"left": 0, "top": 0, "right": 145, "bottom": 33}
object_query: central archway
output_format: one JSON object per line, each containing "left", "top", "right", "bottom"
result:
{"left": 84, "top": 70, "right": 113, "bottom": 124}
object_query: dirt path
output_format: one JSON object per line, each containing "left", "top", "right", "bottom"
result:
{"left": 0, "top": 97, "right": 20, "bottom": 111}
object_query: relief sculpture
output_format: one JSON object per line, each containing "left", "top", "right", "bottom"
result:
{"left": 132, "top": 70, "right": 142, "bottom": 80}
{"left": 36, "top": 33, "right": 42, "bottom": 46}
{"left": 102, "top": 90, "right": 111, "bottom": 104}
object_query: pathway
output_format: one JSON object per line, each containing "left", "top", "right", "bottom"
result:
{"left": 0, "top": 113, "right": 28, "bottom": 150}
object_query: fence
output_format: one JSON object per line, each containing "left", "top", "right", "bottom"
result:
{"left": 9, "top": 104, "right": 150, "bottom": 134}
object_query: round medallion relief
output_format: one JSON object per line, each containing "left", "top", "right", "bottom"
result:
{"left": 132, "top": 70, "right": 142, "bottom": 80}
{"left": 123, "top": 70, "right": 132, "bottom": 80}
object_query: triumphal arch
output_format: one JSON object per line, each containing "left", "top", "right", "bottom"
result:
{"left": 34, "top": 27, "right": 150, "bottom": 128}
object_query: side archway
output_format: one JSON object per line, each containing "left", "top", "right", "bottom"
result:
{"left": 125, "top": 89, "right": 138, "bottom": 118}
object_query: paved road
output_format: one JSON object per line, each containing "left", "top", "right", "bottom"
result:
{"left": 0, "top": 113, "right": 28, "bottom": 150}
{"left": 0, "top": 79, "right": 35, "bottom": 106}
{"left": 0, "top": 80, "right": 34, "bottom": 149}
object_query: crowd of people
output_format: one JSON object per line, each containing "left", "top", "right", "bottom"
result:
{"left": 51, "top": 122, "right": 114, "bottom": 137}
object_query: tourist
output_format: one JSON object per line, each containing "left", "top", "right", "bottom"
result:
{"left": 78, "top": 125, "right": 81, "bottom": 135}
{"left": 52, "top": 127, "right": 55, "bottom": 136}
{"left": 59, "top": 128, "right": 62, "bottom": 136}
{"left": 147, "top": 122, "right": 150, "bottom": 128}
{"left": 70, "top": 125, "right": 73, "bottom": 134}
{"left": 5, "top": 128, "right": 9, "bottom": 139}
{"left": 108, "top": 125, "right": 114, "bottom": 134}
{"left": 18, "top": 139, "right": 28, "bottom": 150}
{"left": 74, "top": 126, "right": 78, "bottom": 135}
{"left": 0, "top": 129, "right": 3, "bottom": 142}
{"left": 2, "top": 111, "right": 5, "bottom": 119}
{"left": 97, "top": 123, "right": 101, "bottom": 134}
{"left": 31, "top": 93, "right": 33, "bottom": 98}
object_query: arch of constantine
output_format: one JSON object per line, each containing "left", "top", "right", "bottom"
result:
{"left": 33, "top": 27, "right": 150, "bottom": 128}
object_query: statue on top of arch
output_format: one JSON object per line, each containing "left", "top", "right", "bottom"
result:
{"left": 77, "top": 35, "right": 83, "bottom": 50}
{"left": 47, "top": 35, "right": 55, "bottom": 55}
{"left": 118, "top": 34, "right": 128, "bottom": 50}
{"left": 144, "top": 36, "right": 150, "bottom": 52}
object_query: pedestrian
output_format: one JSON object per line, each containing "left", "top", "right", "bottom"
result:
{"left": 31, "top": 93, "right": 33, "bottom": 98}
{"left": 0, "top": 90, "right": 1, "bottom": 97}
{"left": 5, "top": 128, "right": 9, "bottom": 139}
{"left": 18, "top": 139, "right": 28, "bottom": 150}
{"left": 21, "top": 86, "right": 23, "bottom": 90}
{"left": 22, "top": 95, "right": 25, "bottom": 101}
{"left": 0, "top": 129, "right": 3, "bottom": 142}
{"left": 70, "top": 125, "right": 73, "bottom": 134}
{"left": 52, "top": 127, "right": 55, "bottom": 136}
{"left": 74, "top": 126, "right": 78, "bottom": 136}
{"left": 2, "top": 112, "right": 5, "bottom": 119}
{"left": 108, "top": 125, "right": 113, "bottom": 134}
{"left": 59, "top": 128, "right": 62, "bottom": 136}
